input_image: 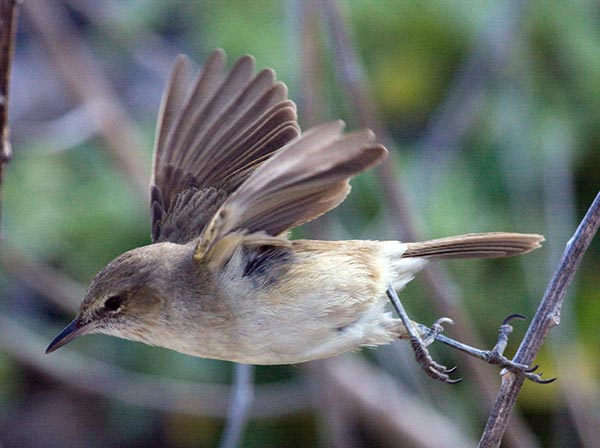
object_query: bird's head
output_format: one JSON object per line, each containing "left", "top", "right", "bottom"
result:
{"left": 46, "top": 245, "right": 170, "bottom": 353}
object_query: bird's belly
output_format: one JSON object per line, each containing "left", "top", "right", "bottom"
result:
{"left": 208, "top": 240, "right": 409, "bottom": 364}
{"left": 224, "top": 289, "right": 402, "bottom": 365}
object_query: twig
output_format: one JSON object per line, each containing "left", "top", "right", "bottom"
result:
{"left": 63, "top": 0, "right": 179, "bottom": 79}
{"left": 318, "top": 0, "right": 414, "bottom": 239}
{"left": 479, "top": 191, "right": 600, "bottom": 447}
{"left": 0, "top": 241, "right": 84, "bottom": 312}
{"left": 308, "top": 362, "right": 361, "bottom": 448}
{"left": 318, "top": 1, "right": 538, "bottom": 446}
{"left": 498, "top": 82, "right": 599, "bottom": 446}
{"left": 14, "top": 105, "right": 98, "bottom": 155}
{"left": 296, "top": 0, "right": 330, "bottom": 239}
{"left": 23, "top": 0, "right": 148, "bottom": 198}
{"left": 0, "top": 0, "right": 19, "bottom": 232}
{"left": 415, "top": 0, "right": 527, "bottom": 199}
{"left": 218, "top": 363, "right": 255, "bottom": 448}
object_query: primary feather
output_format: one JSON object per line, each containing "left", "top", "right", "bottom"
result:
{"left": 151, "top": 50, "right": 300, "bottom": 243}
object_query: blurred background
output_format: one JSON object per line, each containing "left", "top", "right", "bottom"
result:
{"left": 1, "top": 0, "right": 599, "bottom": 446}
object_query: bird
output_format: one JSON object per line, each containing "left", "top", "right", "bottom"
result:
{"left": 46, "top": 49, "right": 544, "bottom": 382}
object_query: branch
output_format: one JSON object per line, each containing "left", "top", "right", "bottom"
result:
{"left": 0, "top": 241, "right": 84, "bottom": 313}
{"left": 0, "top": 0, "right": 19, "bottom": 231}
{"left": 415, "top": 0, "right": 527, "bottom": 199}
{"left": 24, "top": 0, "right": 148, "bottom": 198}
{"left": 479, "top": 190, "right": 600, "bottom": 447}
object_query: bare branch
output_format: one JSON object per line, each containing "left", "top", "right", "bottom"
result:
{"left": 0, "top": 0, "right": 20, "bottom": 231}
{"left": 415, "top": 0, "right": 527, "bottom": 199}
{"left": 23, "top": 0, "right": 149, "bottom": 198}
{"left": 0, "top": 241, "right": 84, "bottom": 313}
{"left": 479, "top": 191, "right": 600, "bottom": 447}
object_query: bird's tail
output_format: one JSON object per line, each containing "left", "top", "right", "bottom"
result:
{"left": 402, "top": 232, "right": 544, "bottom": 260}
{"left": 382, "top": 232, "right": 543, "bottom": 292}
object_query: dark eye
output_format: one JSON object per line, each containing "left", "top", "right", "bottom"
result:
{"left": 104, "top": 295, "right": 124, "bottom": 311}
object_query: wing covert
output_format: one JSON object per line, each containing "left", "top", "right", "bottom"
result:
{"left": 195, "top": 121, "right": 388, "bottom": 264}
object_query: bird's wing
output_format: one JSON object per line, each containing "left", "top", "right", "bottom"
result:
{"left": 151, "top": 49, "right": 300, "bottom": 243}
{"left": 194, "top": 121, "right": 388, "bottom": 270}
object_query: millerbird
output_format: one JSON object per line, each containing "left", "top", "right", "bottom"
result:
{"left": 47, "top": 49, "right": 550, "bottom": 384}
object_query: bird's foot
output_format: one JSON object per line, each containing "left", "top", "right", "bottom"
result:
{"left": 386, "top": 286, "right": 461, "bottom": 383}
{"left": 418, "top": 314, "right": 556, "bottom": 384}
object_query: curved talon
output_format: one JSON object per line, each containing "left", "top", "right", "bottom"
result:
{"left": 525, "top": 364, "right": 539, "bottom": 373}
{"left": 535, "top": 376, "right": 557, "bottom": 384}
{"left": 444, "top": 366, "right": 458, "bottom": 374}
{"left": 422, "top": 317, "right": 455, "bottom": 347}
{"left": 502, "top": 313, "right": 527, "bottom": 325}
{"left": 430, "top": 361, "right": 449, "bottom": 372}
{"left": 433, "top": 317, "right": 455, "bottom": 327}
{"left": 426, "top": 367, "right": 461, "bottom": 384}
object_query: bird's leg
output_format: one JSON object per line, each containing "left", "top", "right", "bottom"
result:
{"left": 386, "top": 285, "right": 556, "bottom": 384}
{"left": 386, "top": 285, "right": 461, "bottom": 384}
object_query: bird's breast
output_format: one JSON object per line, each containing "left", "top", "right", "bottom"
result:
{"left": 204, "top": 240, "right": 400, "bottom": 364}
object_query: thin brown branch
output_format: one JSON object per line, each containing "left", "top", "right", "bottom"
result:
{"left": 23, "top": 0, "right": 148, "bottom": 198}
{"left": 479, "top": 190, "right": 600, "bottom": 447}
{"left": 318, "top": 0, "right": 414, "bottom": 239}
{"left": 0, "top": 0, "right": 19, "bottom": 231}
{"left": 317, "top": 1, "right": 538, "bottom": 446}
{"left": 297, "top": 0, "right": 329, "bottom": 240}
{"left": 0, "top": 241, "right": 84, "bottom": 312}
{"left": 415, "top": 0, "right": 526, "bottom": 198}
{"left": 64, "top": 0, "right": 179, "bottom": 78}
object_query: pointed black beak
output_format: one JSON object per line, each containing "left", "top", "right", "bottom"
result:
{"left": 46, "top": 319, "right": 87, "bottom": 354}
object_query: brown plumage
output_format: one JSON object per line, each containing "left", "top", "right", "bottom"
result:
{"left": 403, "top": 232, "right": 542, "bottom": 259}
{"left": 46, "top": 50, "right": 543, "bottom": 367}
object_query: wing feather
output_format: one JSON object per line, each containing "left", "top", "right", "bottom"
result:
{"left": 151, "top": 50, "right": 300, "bottom": 243}
{"left": 196, "top": 121, "right": 388, "bottom": 261}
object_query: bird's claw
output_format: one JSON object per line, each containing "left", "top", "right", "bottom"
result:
{"left": 421, "top": 317, "right": 454, "bottom": 347}
{"left": 385, "top": 286, "right": 553, "bottom": 384}
{"left": 415, "top": 313, "right": 557, "bottom": 385}
{"left": 482, "top": 314, "right": 556, "bottom": 384}
{"left": 411, "top": 317, "right": 462, "bottom": 384}
{"left": 502, "top": 313, "right": 527, "bottom": 326}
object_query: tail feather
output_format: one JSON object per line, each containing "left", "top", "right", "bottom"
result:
{"left": 403, "top": 232, "right": 544, "bottom": 260}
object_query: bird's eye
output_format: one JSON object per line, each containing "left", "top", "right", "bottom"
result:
{"left": 104, "top": 295, "right": 124, "bottom": 311}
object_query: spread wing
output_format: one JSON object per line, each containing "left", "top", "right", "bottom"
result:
{"left": 151, "top": 49, "right": 300, "bottom": 243}
{"left": 194, "top": 121, "right": 388, "bottom": 269}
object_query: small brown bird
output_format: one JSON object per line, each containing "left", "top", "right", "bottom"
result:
{"left": 47, "top": 50, "right": 544, "bottom": 381}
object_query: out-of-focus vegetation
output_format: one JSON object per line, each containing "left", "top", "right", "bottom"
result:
{"left": 1, "top": 0, "right": 598, "bottom": 447}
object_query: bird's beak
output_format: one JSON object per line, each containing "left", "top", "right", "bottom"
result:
{"left": 46, "top": 318, "right": 89, "bottom": 354}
